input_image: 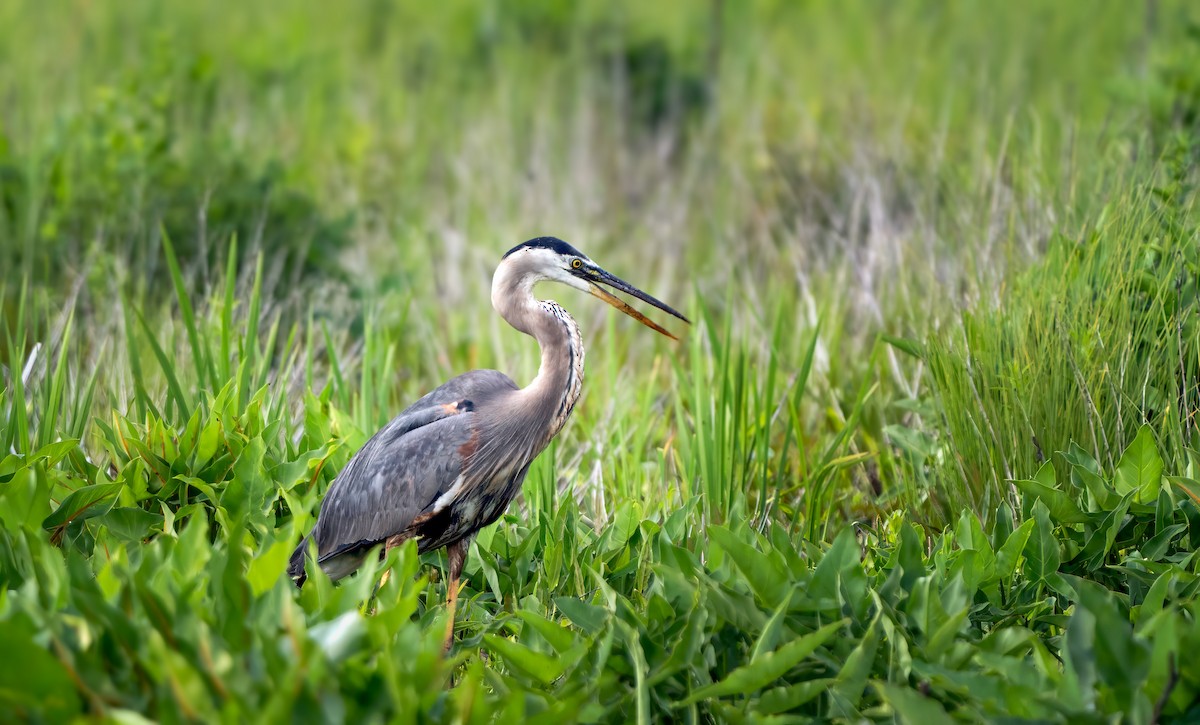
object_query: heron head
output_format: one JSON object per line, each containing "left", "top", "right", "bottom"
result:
{"left": 499, "top": 236, "right": 689, "bottom": 339}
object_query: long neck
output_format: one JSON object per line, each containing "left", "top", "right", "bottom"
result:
{"left": 492, "top": 273, "right": 586, "bottom": 445}
{"left": 527, "top": 300, "right": 585, "bottom": 439}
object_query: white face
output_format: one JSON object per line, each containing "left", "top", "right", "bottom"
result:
{"left": 502, "top": 246, "right": 592, "bottom": 294}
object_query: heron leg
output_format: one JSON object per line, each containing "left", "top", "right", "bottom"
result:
{"left": 443, "top": 538, "right": 468, "bottom": 652}
{"left": 376, "top": 533, "right": 409, "bottom": 596}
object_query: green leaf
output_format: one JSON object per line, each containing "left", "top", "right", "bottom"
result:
{"left": 1139, "top": 523, "right": 1186, "bottom": 561}
{"left": 1069, "top": 578, "right": 1152, "bottom": 711}
{"left": 29, "top": 439, "right": 80, "bottom": 467}
{"left": 554, "top": 597, "right": 609, "bottom": 635}
{"left": 991, "top": 501, "right": 1014, "bottom": 552}
{"left": 1033, "top": 459, "right": 1057, "bottom": 488}
{"left": 681, "top": 619, "right": 844, "bottom": 704}
{"left": 1023, "top": 501, "right": 1060, "bottom": 583}
{"left": 484, "top": 634, "right": 571, "bottom": 685}
{"left": 516, "top": 610, "right": 579, "bottom": 655}
{"left": 753, "top": 678, "right": 835, "bottom": 714}
{"left": 709, "top": 525, "right": 790, "bottom": 608}
{"left": 308, "top": 611, "right": 366, "bottom": 664}
{"left": 875, "top": 681, "right": 955, "bottom": 725}
{"left": 1012, "top": 477, "right": 1089, "bottom": 524}
{"left": 896, "top": 521, "right": 927, "bottom": 592}
{"left": 1065, "top": 442, "right": 1117, "bottom": 511}
{"left": 220, "top": 437, "right": 271, "bottom": 521}
{"left": 1114, "top": 425, "right": 1164, "bottom": 505}
{"left": 647, "top": 599, "right": 708, "bottom": 687}
{"left": 271, "top": 445, "right": 331, "bottom": 492}
{"left": 953, "top": 511, "right": 995, "bottom": 592}
{"left": 750, "top": 593, "right": 791, "bottom": 663}
{"left": 996, "top": 518, "right": 1034, "bottom": 579}
{"left": 196, "top": 414, "right": 223, "bottom": 466}
{"left": 0, "top": 466, "right": 54, "bottom": 530}
{"left": 810, "top": 527, "right": 861, "bottom": 601}
{"left": 246, "top": 539, "right": 293, "bottom": 597}
{"left": 1168, "top": 476, "right": 1200, "bottom": 507}
{"left": 0, "top": 622, "right": 82, "bottom": 721}
{"left": 42, "top": 481, "right": 121, "bottom": 531}
{"left": 1075, "top": 494, "right": 1131, "bottom": 572}
{"left": 833, "top": 611, "right": 880, "bottom": 708}
{"left": 99, "top": 507, "right": 164, "bottom": 542}
{"left": 881, "top": 334, "right": 924, "bottom": 359}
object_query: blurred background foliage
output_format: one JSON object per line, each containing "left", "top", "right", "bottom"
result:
{"left": 2, "top": 0, "right": 1200, "bottom": 721}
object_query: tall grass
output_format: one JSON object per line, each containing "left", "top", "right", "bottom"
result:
{"left": 926, "top": 139, "right": 1199, "bottom": 517}
{"left": 4, "top": 0, "right": 1200, "bottom": 720}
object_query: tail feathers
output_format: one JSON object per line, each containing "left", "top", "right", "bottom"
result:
{"left": 288, "top": 536, "right": 310, "bottom": 587}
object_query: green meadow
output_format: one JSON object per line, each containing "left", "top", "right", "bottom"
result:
{"left": 2, "top": 0, "right": 1200, "bottom": 721}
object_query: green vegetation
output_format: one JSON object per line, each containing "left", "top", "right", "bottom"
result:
{"left": 2, "top": 0, "right": 1200, "bottom": 721}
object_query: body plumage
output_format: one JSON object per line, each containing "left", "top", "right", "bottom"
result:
{"left": 288, "top": 237, "right": 687, "bottom": 649}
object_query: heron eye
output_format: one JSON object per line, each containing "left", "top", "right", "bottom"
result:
{"left": 571, "top": 258, "right": 583, "bottom": 269}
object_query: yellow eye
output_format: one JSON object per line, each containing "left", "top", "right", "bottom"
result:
{"left": 571, "top": 258, "right": 583, "bottom": 269}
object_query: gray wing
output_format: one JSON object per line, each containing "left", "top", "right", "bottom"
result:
{"left": 288, "top": 369, "right": 518, "bottom": 581}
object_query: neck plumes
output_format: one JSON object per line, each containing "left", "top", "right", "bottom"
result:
{"left": 491, "top": 268, "right": 586, "bottom": 446}
{"left": 527, "top": 300, "right": 585, "bottom": 439}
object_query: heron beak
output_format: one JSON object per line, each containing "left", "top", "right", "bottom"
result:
{"left": 578, "top": 265, "right": 690, "bottom": 340}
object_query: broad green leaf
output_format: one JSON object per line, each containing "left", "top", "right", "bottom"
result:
{"left": 99, "top": 507, "right": 164, "bottom": 542}
{"left": 271, "top": 445, "right": 332, "bottom": 492}
{"left": 221, "top": 436, "right": 271, "bottom": 521}
{"left": 1075, "top": 494, "right": 1131, "bottom": 572}
{"left": 42, "top": 481, "right": 121, "bottom": 530}
{"left": 0, "top": 468, "right": 51, "bottom": 530}
{"left": 196, "top": 415, "right": 223, "bottom": 466}
{"left": 1155, "top": 489, "right": 1172, "bottom": 535}
{"left": 246, "top": 539, "right": 293, "bottom": 597}
{"left": 0, "top": 621, "right": 82, "bottom": 721}
{"left": 30, "top": 439, "right": 80, "bottom": 467}
{"left": 516, "top": 610, "right": 578, "bottom": 655}
{"left": 1168, "top": 476, "right": 1200, "bottom": 507}
{"left": 1069, "top": 578, "right": 1152, "bottom": 711}
{"left": 1140, "top": 523, "right": 1186, "bottom": 561}
{"left": 1137, "top": 572, "right": 1173, "bottom": 625}
{"left": 1013, "top": 478, "right": 1089, "bottom": 524}
{"left": 750, "top": 592, "right": 791, "bottom": 663}
{"left": 810, "top": 527, "right": 861, "bottom": 601}
{"left": 926, "top": 601, "right": 969, "bottom": 660}
{"left": 991, "top": 501, "right": 1014, "bottom": 552}
{"left": 895, "top": 521, "right": 927, "bottom": 592}
{"left": 881, "top": 334, "right": 923, "bottom": 359}
{"left": 485, "top": 634, "right": 570, "bottom": 685}
{"left": 954, "top": 509, "right": 991, "bottom": 551}
{"left": 996, "top": 518, "right": 1035, "bottom": 579}
{"left": 1114, "top": 425, "right": 1164, "bottom": 504}
{"left": 308, "top": 611, "right": 366, "bottom": 664}
{"left": 753, "top": 679, "right": 835, "bottom": 715}
{"left": 681, "top": 619, "right": 844, "bottom": 704}
{"left": 1022, "top": 501, "right": 1060, "bottom": 584}
{"left": 554, "top": 597, "right": 609, "bottom": 635}
{"left": 0, "top": 453, "right": 20, "bottom": 484}
{"left": 834, "top": 611, "right": 880, "bottom": 707}
{"left": 1065, "top": 442, "right": 1118, "bottom": 511}
{"left": 1033, "top": 459, "right": 1057, "bottom": 488}
{"left": 709, "top": 525, "right": 790, "bottom": 608}
{"left": 875, "top": 681, "right": 955, "bottom": 725}
{"left": 647, "top": 600, "right": 708, "bottom": 686}
{"left": 906, "top": 575, "right": 943, "bottom": 636}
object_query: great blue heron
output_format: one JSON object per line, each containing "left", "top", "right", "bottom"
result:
{"left": 288, "top": 237, "right": 687, "bottom": 648}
